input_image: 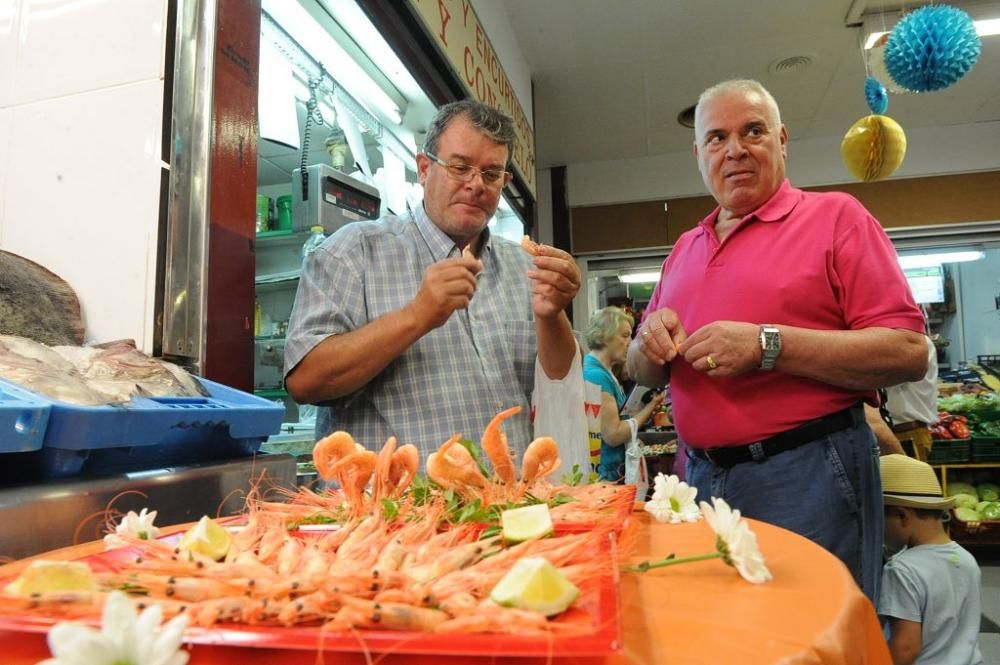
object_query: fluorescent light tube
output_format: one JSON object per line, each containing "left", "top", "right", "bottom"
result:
{"left": 263, "top": 1, "right": 402, "bottom": 124}
{"left": 977, "top": 18, "right": 1000, "bottom": 37}
{"left": 897, "top": 251, "right": 984, "bottom": 269}
{"left": 864, "top": 30, "right": 889, "bottom": 50}
{"left": 619, "top": 271, "right": 662, "bottom": 284}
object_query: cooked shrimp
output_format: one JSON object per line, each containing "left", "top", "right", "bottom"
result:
{"left": 426, "top": 434, "right": 488, "bottom": 496}
{"left": 434, "top": 600, "right": 549, "bottom": 634}
{"left": 329, "top": 596, "right": 450, "bottom": 632}
{"left": 521, "top": 235, "right": 540, "bottom": 256}
{"left": 329, "top": 449, "right": 378, "bottom": 513}
{"left": 189, "top": 595, "right": 258, "bottom": 627}
{"left": 480, "top": 406, "right": 521, "bottom": 486}
{"left": 388, "top": 443, "right": 420, "bottom": 498}
{"left": 312, "top": 431, "right": 358, "bottom": 482}
{"left": 372, "top": 436, "right": 397, "bottom": 501}
{"left": 520, "top": 436, "right": 561, "bottom": 487}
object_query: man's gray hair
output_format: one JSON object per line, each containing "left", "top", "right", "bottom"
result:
{"left": 695, "top": 79, "right": 782, "bottom": 129}
{"left": 423, "top": 99, "right": 516, "bottom": 161}
{"left": 586, "top": 306, "right": 634, "bottom": 351}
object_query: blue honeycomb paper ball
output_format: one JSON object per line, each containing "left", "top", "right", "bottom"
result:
{"left": 864, "top": 76, "right": 888, "bottom": 114}
{"left": 884, "top": 5, "right": 981, "bottom": 92}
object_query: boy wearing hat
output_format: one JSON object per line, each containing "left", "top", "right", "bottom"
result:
{"left": 878, "top": 454, "right": 983, "bottom": 665}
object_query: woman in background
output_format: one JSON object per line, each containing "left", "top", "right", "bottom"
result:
{"left": 584, "top": 307, "right": 663, "bottom": 482}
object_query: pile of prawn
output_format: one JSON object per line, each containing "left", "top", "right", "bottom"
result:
{"left": 0, "top": 407, "right": 634, "bottom": 637}
{"left": 305, "top": 405, "right": 636, "bottom": 529}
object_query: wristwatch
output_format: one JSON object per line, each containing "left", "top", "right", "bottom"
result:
{"left": 759, "top": 325, "right": 781, "bottom": 370}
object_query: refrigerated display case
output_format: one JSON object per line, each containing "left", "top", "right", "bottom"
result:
{"left": 253, "top": 0, "right": 529, "bottom": 439}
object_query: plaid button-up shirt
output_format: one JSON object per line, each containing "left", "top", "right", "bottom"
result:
{"left": 285, "top": 204, "right": 537, "bottom": 461}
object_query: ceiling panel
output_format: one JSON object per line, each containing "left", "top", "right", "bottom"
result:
{"left": 502, "top": 0, "right": 1000, "bottom": 168}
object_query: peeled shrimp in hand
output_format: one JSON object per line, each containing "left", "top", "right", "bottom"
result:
{"left": 480, "top": 406, "right": 521, "bottom": 486}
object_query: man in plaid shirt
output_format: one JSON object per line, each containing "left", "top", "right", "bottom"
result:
{"left": 285, "top": 100, "right": 580, "bottom": 462}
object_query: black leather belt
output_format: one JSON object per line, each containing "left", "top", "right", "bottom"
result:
{"left": 691, "top": 405, "right": 863, "bottom": 469}
{"left": 891, "top": 420, "right": 927, "bottom": 433}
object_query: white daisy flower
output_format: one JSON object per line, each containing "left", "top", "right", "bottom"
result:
{"left": 699, "top": 497, "right": 773, "bottom": 585}
{"left": 37, "top": 591, "right": 189, "bottom": 665}
{"left": 104, "top": 509, "right": 160, "bottom": 550}
{"left": 644, "top": 473, "right": 701, "bottom": 524}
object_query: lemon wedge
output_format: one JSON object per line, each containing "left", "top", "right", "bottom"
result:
{"left": 490, "top": 556, "right": 580, "bottom": 616}
{"left": 177, "top": 515, "right": 231, "bottom": 561}
{"left": 501, "top": 503, "right": 553, "bottom": 543}
{"left": 5, "top": 560, "right": 97, "bottom": 596}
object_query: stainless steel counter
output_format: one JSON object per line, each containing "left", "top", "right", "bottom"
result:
{"left": 0, "top": 454, "right": 296, "bottom": 560}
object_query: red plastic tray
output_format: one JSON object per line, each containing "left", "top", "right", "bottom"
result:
{"left": 0, "top": 529, "right": 622, "bottom": 657}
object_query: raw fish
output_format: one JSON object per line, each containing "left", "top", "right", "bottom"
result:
{"left": 0, "top": 251, "right": 85, "bottom": 346}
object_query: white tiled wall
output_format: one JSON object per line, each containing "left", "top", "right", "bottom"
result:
{"left": 0, "top": 0, "right": 22, "bottom": 109}
{"left": 0, "top": 0, "right": 168, "bottom": 351}
{"left": 13, "top": 0, "right": 165, "bottom": 106}
{"left": 0, "top": 107, "right": 9, "bottom": 244}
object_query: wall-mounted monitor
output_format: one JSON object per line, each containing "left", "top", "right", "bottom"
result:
{"left": 903, "top": 266, "right": 945, "bottom": 304}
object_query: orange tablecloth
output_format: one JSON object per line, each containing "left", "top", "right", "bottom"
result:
{"left": 0, "top": 512, "right": 889, "bottom": 665}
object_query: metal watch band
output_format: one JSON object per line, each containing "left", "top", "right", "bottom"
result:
{"left": 759, "top": 325, "right": 781, "bottom": 370}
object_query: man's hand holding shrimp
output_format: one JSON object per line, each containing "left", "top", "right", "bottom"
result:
{"left": 524, "top": 242, "right": 580, "bottom": 380}
{"left": 526, "top": 244, "right": 581, "bottom": 320}
{"left": 679, "top": 320, "right": 760, "bottom": 376}
{"left": 408, "top": 255, "right": 483, "bottom": 331}
{"left": 637, "top": 307, "right": 687, "bottom": 365}
{"left": 626, "top": 305, "right": 686, "bottom": 388}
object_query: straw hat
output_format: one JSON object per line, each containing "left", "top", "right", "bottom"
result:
{"left": 880, "top": 454, "right": 955, "bottom": 510}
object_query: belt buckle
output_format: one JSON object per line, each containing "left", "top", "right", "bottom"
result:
{"left": 748, "top": 441, "right": 767, "bottom": 463}
{"left": 702, "top": 448, "right": 719, "bottom": 465}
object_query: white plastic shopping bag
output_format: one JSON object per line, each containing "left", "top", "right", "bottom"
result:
{"left": 624, "top": 417, "right": 648, "bottom": 502}
{"left": 531, "top": 341, "right": 591, "bottom": 483}
{"left": 583, "top": 380, "right": 603, "bottom": 480}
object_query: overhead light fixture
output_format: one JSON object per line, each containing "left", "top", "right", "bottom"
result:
{"left": 619, "top": 271, "right": 662, "bottom": 284}
{"left": 897, "top": 251, "right": 984, "bottom": 269}
{"left": 865, "top": 16, "right": 1000, "bottom": 49}
{"left": 262, "top": 2, "right": 403, "bottom": 124}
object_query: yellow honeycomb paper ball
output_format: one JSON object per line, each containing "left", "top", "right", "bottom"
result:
{"left": 841, "top": 115, "right": 907, "bottom": 182}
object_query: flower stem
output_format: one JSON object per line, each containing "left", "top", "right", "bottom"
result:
{"left": 626, "top": 551, "right": 723, "bottom": 572}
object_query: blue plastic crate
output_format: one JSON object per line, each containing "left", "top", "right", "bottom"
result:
{"left": 0, "top": 381, "right": 51, "bottom": 453}
{"left": 0, "top": 377, "right": 284, "bottom": 479}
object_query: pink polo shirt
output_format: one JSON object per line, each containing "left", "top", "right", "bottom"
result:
{"left": 646, "top": 180, "right": 925, "bottom": 448}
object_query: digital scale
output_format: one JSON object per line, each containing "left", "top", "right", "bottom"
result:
{"left": 291, "top": 164, "right": 381, "bottom": 234}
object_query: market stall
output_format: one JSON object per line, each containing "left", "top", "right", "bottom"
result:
{"left": 930, "top": 361, "right": 1000, "bottom": 545}
{"left": 0, "top": 511, "right": 889, "bottom": 664}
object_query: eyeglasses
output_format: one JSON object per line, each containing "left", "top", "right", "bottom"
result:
{"left": 424, "top": 151, "right": 511, "bottom": 188}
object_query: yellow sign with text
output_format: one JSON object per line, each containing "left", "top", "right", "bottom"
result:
{"left": 409, "top": 0, "right": 536, "bottom": 197}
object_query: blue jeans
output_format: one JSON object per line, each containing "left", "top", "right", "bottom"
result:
{"left": 685, "top": 420, "right": 883, "bottom": 603}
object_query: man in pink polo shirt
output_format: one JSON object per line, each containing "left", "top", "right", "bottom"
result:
{"left": 627, "top": 79, "right": 927, "bottom": 602}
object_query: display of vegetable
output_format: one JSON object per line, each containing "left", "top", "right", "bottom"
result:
{"left": 954, "top": 494, "right": 980, "bottom": 510}
{"left": 931, "top": 412, "right": 970, "bottom": 439}
{"left": 945, "top": 481, "right": 977, "bottom": 498}
{"left": 983, "top": 503, "right": 1000, "bottom": 521}
{"left": 954, "top": 506, "right": 982, "bottom": 522}
{"left": 978, "top": 483, "right": 1000, "bottom": 502}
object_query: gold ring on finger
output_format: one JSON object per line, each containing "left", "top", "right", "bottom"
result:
{"left": 705, "top": 355, "right": 718, "bottom": 370}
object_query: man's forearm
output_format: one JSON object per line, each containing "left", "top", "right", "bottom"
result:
{"left": 626, "top": 339, "right": 671, "bottom": 387}
{"left": 776, "top": 326, "right": 927, "bottom": 390}
{"left": 285, "top": 306, "right": 428, "bottom": 403}
{"left": 535, "top": 312, "right": 576, "bottom": 379}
